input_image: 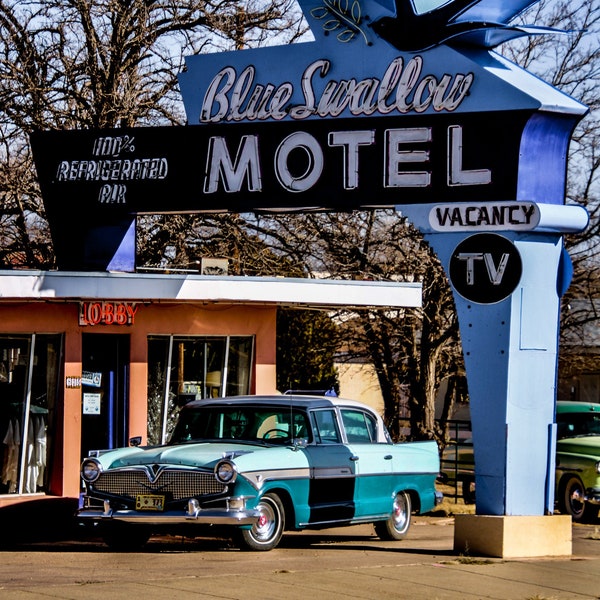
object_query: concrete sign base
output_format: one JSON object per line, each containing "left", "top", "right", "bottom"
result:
{"left": 454, "top": 514, "right": 572, "bottom": 558}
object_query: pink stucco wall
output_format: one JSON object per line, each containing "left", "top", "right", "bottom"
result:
{"left": 0, "top": 300, "right": 276, "bottom": 505}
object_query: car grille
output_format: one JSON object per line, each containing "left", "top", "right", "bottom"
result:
{"left": 92, "top": 469, "right": 227, "bottom": 500}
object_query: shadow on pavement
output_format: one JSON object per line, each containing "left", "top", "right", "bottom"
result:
{"left": 0, "top": 497, "right": 80, "bottom": 548}
{"left": 0, "top": 499, "right": 459, "bottom": 556}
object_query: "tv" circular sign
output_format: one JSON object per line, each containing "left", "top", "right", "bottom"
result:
{"left": 449, "top": 234, "right": 522, "bottom": 304}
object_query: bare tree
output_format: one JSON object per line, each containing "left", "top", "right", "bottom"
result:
{"left": 0, "top": 0, "right": 307, "bottom": 267}
{"left": 229, "top": 211, "right": 465, "bottom": 442}
{"left": 1, "top": 0, "right": 597, "bottom": 436}
{"left": 0, "top": 137, "right": 51, "bottom": 266}
{"left": 504, "top": 1, "right": 600, "bottom": 394}
{"left": 136, "top": 2, "right": 599, "bottom": 441}
{"left": 137, "top": 212, "right": 308, "bottom": 276}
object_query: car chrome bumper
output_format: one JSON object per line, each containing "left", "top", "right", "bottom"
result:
{"left": 77, "top": 499, "right": 261, "bottom": 526}
{"left": 585, "top": 489, "right": 600, "bottom": 505}
{"left": 435, "top": 490, "right": 444, "bottom": 505}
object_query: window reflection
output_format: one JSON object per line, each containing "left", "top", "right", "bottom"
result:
{"left": 147, "top": 335, "right": 254, "bottom": 445}
{"left": 0, "top": 334, "right": 62, "bottom": 495}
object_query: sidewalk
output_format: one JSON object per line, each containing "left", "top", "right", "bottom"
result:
{"left": 0, "top": 499, "right": 598, "bottom": 599}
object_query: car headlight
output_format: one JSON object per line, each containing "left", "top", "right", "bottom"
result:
{"left": 81, "top": 458, "right": 102, "bottom": 483}
{"left": 215, "top": 459, "right": 238, "bottom": 484}
{"left": 596, "top": 460, "right": 600, "bottom": 475}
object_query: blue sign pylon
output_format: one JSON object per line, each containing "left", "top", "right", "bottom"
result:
{"left": 179, "top": 0, "right": 589, "bottom": 519}
{"left": 400, "top": 207, "right": 588, "bottom": 516}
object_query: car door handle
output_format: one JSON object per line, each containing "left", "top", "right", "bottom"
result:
{"left": 384, "top": 455, "right": 393, "bottom": 460}
{"left": 349, "top": 455, "right": 359, "bottom": 461}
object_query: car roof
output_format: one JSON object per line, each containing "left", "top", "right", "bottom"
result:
{"left": 557, "top": 401, "right": 600, "bottom": 414}
{"left": 180, "top": 394, "right": 377, "bottom": 413}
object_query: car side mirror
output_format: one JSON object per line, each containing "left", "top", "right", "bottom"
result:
{"left": 129, "top": 436, "right": 142, "bottom": 447}
{"left": 291, "top": 438, "right": 308, "bottom": 450}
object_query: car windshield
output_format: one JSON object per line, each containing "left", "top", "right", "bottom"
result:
{"left": 557, "top": 412, "right": 600, "bottom": 439}
{"left": 169, "top": 405, "right": 312, "bottom": 445}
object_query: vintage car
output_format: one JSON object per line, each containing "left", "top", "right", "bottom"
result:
{"left": 78, "top": 395, "right": 442, "bottom": 550}
{"left": 439, "top": 401, "right": 600, "bottom": 521}
{"left": 555, "top": 401, "right": 600, "bottom": 522}
{"left": 438, "top": 438, "right": 475, "bottom": 504}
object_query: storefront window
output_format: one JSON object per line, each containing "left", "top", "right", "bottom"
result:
{"left": 147, "top": 335, "right": 254, "bottom": 445}
{"left": 225, "top": 337, "right": 253, "bottom": 397}
{"left": 0, "top": 334, "right": 62, "bottom": 495}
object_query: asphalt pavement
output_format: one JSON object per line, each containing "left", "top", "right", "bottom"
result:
{"left": 0, "top": 504, "right": 598, "bottom": 600}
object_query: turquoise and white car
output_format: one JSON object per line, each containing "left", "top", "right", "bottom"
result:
{"left": 78, "top": 395, "right": 442, "bottom": 551}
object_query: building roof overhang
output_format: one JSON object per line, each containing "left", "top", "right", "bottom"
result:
{"left": 0, "top": 270, "right": 421, "bottom": 310}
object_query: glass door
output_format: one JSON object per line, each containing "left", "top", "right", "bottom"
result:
{"left": 146, "top": 335, "right": 254, "bottom": 445}
{"left": 81, "top": 334, "right": 129, "bottom": 459}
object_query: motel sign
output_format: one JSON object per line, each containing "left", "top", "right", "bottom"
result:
{"left": 31, "top": 0, "right": 590, "bottom": 556}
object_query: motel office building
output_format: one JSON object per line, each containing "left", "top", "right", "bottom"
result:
{"left": 0, "top": 270, "right": 420, "bottom": 509}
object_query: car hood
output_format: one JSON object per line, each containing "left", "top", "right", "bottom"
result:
{"left": 557, "top": 436, "right": 600, "bottom": 458}
{"left": 101, "top": 442, "right": 268, "bottom": 470}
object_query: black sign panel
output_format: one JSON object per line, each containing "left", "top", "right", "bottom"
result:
{"left": 449, "top": 233, "right": 523, "bottom": 304}
{"left": 31, "top": 111, "right": 532, "bottom": 217}
{"left": 30, "top": 111, "right": 535, "bottom": 270}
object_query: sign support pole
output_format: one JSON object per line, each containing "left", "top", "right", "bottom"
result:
{"left": 399, "top": 202, "right": 588, "bottom": 556}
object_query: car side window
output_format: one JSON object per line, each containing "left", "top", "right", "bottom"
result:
{"left": 312, "top": 409, "right": 341, "bottom": 444}
{"left": 558, "top": 413, "right": 600, "bottom": 439}
{"left": 341, "top": 409, "right": 376, "bottom": 443}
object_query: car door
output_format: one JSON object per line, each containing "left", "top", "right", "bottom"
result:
{"left": 303, "top": 408, "right": 358, "bottom": 524}
{"left": 341, "top": 408, "right": 395, "bottom": 518}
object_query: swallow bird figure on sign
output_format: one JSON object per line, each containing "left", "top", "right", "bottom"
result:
{"left": 370, "top": 0, "right": 568, "bottom": 51}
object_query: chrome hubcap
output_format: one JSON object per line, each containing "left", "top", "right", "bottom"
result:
{"left": 254, "top": 502, "right": 276, "bottom": 541}
{"left": 392, "top": 494, "right": 408, "bottom": 530}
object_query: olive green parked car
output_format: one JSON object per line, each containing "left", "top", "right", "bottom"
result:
{"left": 555, "top": 401, "right": 600, "bottom": 522}
{"left": 439, "top": 401, "right": 600, "bottom": 522}
{"left": 438, "top": 438, "right": 475, "bottom": 504}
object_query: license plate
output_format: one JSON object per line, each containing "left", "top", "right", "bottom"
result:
{"left": 136, "top": 494, "right": 165, "bottom": 511}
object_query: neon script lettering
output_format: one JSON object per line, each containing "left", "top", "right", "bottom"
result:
{"left": 201, "top": 57, "right": 473, "bottom": 123}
